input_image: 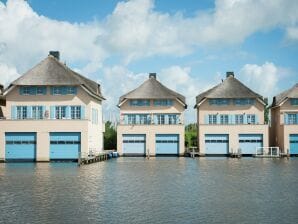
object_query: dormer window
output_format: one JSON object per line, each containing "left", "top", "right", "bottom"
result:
{"left": 290, "top": 98, "right": 298, "bottom": 105}
{"left": 209, "top": 99, "right": 230, "bottom": 106}
{"left": 20, "top": 86, "right": 46, "bottom": 95}
{"left": 23, "top": 87, "right": 30, "bottom": 95}
{"left": 154, "top": 99, "right": 173, "bottom": 106}
{"left": 67, "top": 87, "right": 76, "bottom": 95}
{"left": 53, "top": 87, "right": 63, "bottom": 95}
{"left": 129, "top": 99, "right": 150, "bottom": 107}
{"left": 51, "top": 86, "right": 77, "bottom": 95}
{"left": 234, "top": 98, "right": 255, "bottom": 105}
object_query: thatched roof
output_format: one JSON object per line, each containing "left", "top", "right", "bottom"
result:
{"left": 271, "top": 83, "right": 298, "bottom": 107}
{"left": 7, "top": 55, "right": 104, "bottom": 100}
{"left": 195, "top": 74, "right": 265, "bottom": 108}
{"left": 118, "top": 75, "right": 187, "bottom": 107}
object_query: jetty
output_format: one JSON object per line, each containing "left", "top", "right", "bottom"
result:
{"left": 186, "top": 147, "right": 200, "bottom": 158}
{"left": 78, "top": 150, "right": 118, "bottom": 166}
{"left": 253, "top": 146, "right": 287, "bottom": 158}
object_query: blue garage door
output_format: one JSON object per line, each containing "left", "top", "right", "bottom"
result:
{"left": 239, "top": 134, "right": 263, "bottom": 155}
{"left": 205, "top": 134, "right": 229, "bottom": 155}
{"left": 155, "top": 134, "right": 179, "bottom": 155}
{"left": 290, "top": 134, "right": 298, "bottom": 155}
{"left": 123, "top": 134, "right": 146, "bottom": 155}
{"left": 5, "top": 133, "right": 36, "bottom": 161}
{"left": 50, "top": 132, "right": 81, "bottom": 160}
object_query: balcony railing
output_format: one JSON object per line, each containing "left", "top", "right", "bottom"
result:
{"left": 120, "top": 114, "right": 183, "bottom": 125}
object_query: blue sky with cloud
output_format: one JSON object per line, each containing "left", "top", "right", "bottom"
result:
{"left": 0, "top": 0, "right": 297, "bottom": 123}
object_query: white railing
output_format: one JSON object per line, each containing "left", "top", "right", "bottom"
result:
{"left": 255, "top": 147, "right": 280, "bottom": 157}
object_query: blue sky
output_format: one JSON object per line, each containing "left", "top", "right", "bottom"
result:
{"left": 0, "top": 0, "right": 298, "bottom": 123}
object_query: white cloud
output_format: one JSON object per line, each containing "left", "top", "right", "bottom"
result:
{"left": 0, "top": 0, "right": 105, "bottom": 78}
{"left": 158, "top": 66, "right": 214, "bottom": 123}
{"left": 239, "top": 62, "right": 286, "bottom": 100}
{"left": 286, "top": 26, "right": 298, "bottom": 41}
{"left": 0, "top": 0, "right": 297, "bottom": 123}
{"left": 0, "top": 63, "right": 19, "bottom": 86}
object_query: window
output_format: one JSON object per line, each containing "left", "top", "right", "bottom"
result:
{"left": 168, "top": 114, "right": 178, "bottom": 124}
{"left": 129, "top": 99, "right": 150, "bottom": 106}
{"left": 36, "top": 87, "right": 46, "bottom": 95}
{"left": 139, "top": 114, "right": 150, "bottom": 124}
{"left": 235, "top": 114, "right": 244, "bottom": 124}
{"left": 51, "top": 86, "right": 77, "bottom": 95}
{"left": 32, "top": 106, "right": 43, "bottom": 119}
{"left": 20, "top": 86, "right": 46, "bottom": 95}
{"left": 288, "top": 114, "right": 297, "bottom": 124}
{"left": 16, "top": 106, "right": 27, "bottom": 119}
{"left": 209, "top": 99, "right": 230, "bottom": 106}
{"left": 247, "top": 114, "right": 256, "bottom": 124}
{"left": 53, "top": 87, "right": 63, "bottom": 95}
{"left": 55, "top": 106, "right": 66, "bottom": 119}
{"left": 71, "top": 106, "right": 81, "bottom": 119}
{"left": 157, "top": 114, "right": 165, "bottom": 124}
{"left": 220, "top": 115, "right": 229, "bottom": 124}
{"left": 128, "top": 114, "right": 136, "bottom": 124}
{"left": 153, "top": 99, "right": 173, "bottom": 106}
{"left": 67, "top": 87, "right": 76, "bottom": 95}
{"left": 208, "top": 114, "right": 217, "bottom": 124}
{"left": 291, "top": 99, "right": 298, "bottom": 105}
{"left": 22, "top": 87, "right": 30, "bottom": 95}
{"left": 234, "top": 98, "right": 255, "bottom": 105}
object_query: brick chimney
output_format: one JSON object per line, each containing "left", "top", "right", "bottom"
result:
{"left": 49, "top": 51, "right": 60, "bottom": 60}
{"left": 226, "top": 71, "right": 234, "bottom": 78}
{"left": 149, "top": 73, "right": 156, "bottom": 79}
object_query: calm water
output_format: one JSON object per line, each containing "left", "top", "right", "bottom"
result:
{"left": 0, "top": 157, "right": 298, "bottom": 224}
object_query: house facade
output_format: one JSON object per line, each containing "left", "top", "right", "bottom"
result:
{"left": 0, "top": 52, "right": 105, "bottom": 162}
{"left": 195, "top": 72, "right": 269, "bottom": 156}
{"left": 117, "top": 73, "right": 187, "bottom": 156}
{"left": 270, "top": 84, "right": 298, "bottom": 155}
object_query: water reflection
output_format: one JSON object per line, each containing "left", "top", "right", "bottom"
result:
{"left": 0, "top": 158, "right": 298, "bottom": 224}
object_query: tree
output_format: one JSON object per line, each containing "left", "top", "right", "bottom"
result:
{"left": 185, "top": 123, "right": 197, "bottom": 148}
{"left": 104, "top": 121, "right": 117, "bottom": 150}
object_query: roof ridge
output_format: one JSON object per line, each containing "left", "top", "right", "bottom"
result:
{"left": 195, "top": 75, "right": 264, "bottom": 107}
{"left": 118, "top": 75, "right": 186, "bottom": 107}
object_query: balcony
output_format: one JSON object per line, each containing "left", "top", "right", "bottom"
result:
{"left": 119, "top": 113, "right": 183, "bottom": 125}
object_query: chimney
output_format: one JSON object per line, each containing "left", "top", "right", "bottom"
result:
{"left": 49, "top": 51, "right": 60, "bottom": 60}
{"left": 226, "top": 71, "right": 234, "bottom": 78}
{"left": 264, "top": 97, "right": 268, "bottom": 105}
{"left": 149, "top": 73, "right": 156, "bottom": 79}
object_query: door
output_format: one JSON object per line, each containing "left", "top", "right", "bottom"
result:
{"left": 204, "top": 134, "right": 229, "bottom": 155}
{"left": 239, "top": 134, "right": 263, "bottom": 155}
{"left": 290, "top": 134, "right": 298, "bottom": 155}
{"left": 50, "top": 132, "right": 81, "bottom": 160}
{"left": 155, "top": 134, "right": 179, "bottom": 155}
{"left": 122, "top": 134, "right": 146, "bottom": 155}
{"left": 5, "top": 133, "right": 36, "bottom": 161}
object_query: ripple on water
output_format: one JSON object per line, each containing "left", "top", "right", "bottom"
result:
{"left": 0, "top": 157, "right": 298, "bottom": 224}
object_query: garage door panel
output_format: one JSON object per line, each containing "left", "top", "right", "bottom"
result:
{"left": 5, "top": 133, "right": 36, "bottom": 161}
{"left": 239, "top": 134, "right": 263, "bottom": 155}
{"left": 123, "top": 134, "right": 145, "bottom": 155}
{"left": 205, "top": 134, "right": 229, "bottom": 155}
{"left": 50, "top": 132, "right": 81, "bottom": 160}
{"left": 290, "top": 134, "right": 298, "bottom": 155}
{"left": 156, "top": 134, "right": 179, "bottom": 155}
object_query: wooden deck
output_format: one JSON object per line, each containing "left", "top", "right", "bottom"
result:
{"left": 78, "top": 150, "right": 117, "bottom": 166}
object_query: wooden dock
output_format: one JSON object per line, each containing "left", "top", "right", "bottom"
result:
{"left": 78, "top": 150, "right": 117, "bottom": 166}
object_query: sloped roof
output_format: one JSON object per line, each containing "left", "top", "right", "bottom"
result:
{"left": 195, "top": 75, "right": 265, "bottom": 108}
{"left": 8, "top": 55, "right": 104, "bottom": 100}
{"left": 271, "top": 83, "right": 298, "bottom": 107}
{"left": 118, "top": 76, "right": 186, "bottom": 107}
